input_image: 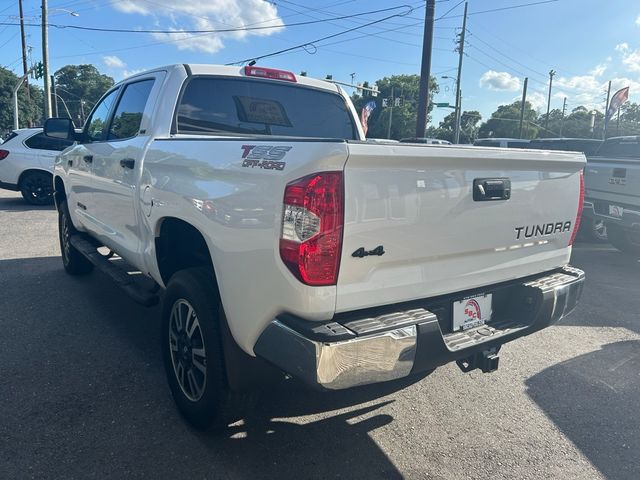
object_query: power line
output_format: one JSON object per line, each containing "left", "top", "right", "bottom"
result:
{"left": 276, "top": 0, "right": 450, "bottom": 42}
{"left": 436, "top": 0, "right": 465, "bottom": 20}
{"left": 226, "top": 6, "right": 416, "bottom": 65}
{"left": 466, "top": 29, "right": 548, "bottom": 80}
{"left": 467, "top": 43, "right": 548, "bottom": 87}
{"left": 2, "top": 5, "right": 414, "bottom": 34}
{"left": 408, "top": 0, "right": 560, "bottom": 21}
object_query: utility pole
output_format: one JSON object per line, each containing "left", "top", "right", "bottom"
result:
{"left": 559, "top": 97, "right": 567, "bottom": 136}
{"left": 453, "top": 2, "right": 468, "bottom": 144}
{"left": 416, "top": 0, "right": 436, "bottom": 138}
{"left": 18, "top": 0, "right": 30, "bottom": 100}
{"left": 51, "top": 75, "right": 58, "bottom": 117}
{"left": 519, "top": 77, "right": 528, "bottom": 138}
{"left": 544, "top": 69, "right": 555, "bottom": 132}
{"left": 387, "top": 86, "right": 394, "bottom": 139}
{"left": 42, "top": 0, "right": 52, "bottom": 119}
{"left": 603, "top": 80, "right": 611, "bottom": 139}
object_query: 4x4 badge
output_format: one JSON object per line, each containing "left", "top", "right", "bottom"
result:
{"left": 352, "top": 246, "right": 385, "bottom": 258}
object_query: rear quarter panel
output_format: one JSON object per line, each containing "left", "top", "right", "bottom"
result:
{"left": 141, "top": 138, "right": 349, "bottom": 354}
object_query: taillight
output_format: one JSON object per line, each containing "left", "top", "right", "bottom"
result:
{"left": 244, "top": 65, "right": 297, "bottom": 82}
{"left": 568, "top": 169, "right": 585, "bottom": 246}
{"left": 280, "top": 172, "right": 344, "bottom": 286}
{"left": 0, "top": 150, "right": 9, "bottom": 160}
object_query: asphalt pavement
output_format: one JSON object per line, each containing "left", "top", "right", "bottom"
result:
{"left": 0, "top": 189, "right": 638, "bottom": 480}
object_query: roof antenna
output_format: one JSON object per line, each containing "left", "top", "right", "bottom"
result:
{"left": 248, "top": 60, "right": 257, "bottom": 66}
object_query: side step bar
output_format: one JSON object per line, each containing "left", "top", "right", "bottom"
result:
{"left": 69, "top": 235, "right": 159, "bottom": 307}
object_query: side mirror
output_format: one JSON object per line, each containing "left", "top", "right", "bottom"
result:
{"left": 44, "top": 118, "right": 75, "bottom": 141}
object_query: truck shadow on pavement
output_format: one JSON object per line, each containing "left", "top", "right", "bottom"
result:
{"left": 0, "top": 256, "right": 412, "bottom": 479}
{"left": 0, "top": 196, "right": 55, "bottom": 212}
{"left": 526, "top": 340, "right": 640, "bottom": 480}
{"left": 524, "top": 243, "right": 640, "bottom": 479}
{"left": 568, "top": 243, "right": 640, "bottom": 334}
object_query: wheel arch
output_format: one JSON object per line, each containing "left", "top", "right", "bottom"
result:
{"left": 154, "top": 216, "right": 216, "bottom": 287}
{"left": 154, "top": 216, "right": 281, "bottom": 390}
{"left": 17, "top": 168, "right": 53, "bottom": 188}
{"left": 53, "top": 175, "right": 67, "bottom": 208}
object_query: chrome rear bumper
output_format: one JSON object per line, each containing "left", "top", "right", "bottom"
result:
{"left": 254, "top": 266, "right": 585, "bottom": 390}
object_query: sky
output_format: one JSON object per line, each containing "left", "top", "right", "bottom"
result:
{"left": 1, "top": 0, "right": 640, "bottom": 129}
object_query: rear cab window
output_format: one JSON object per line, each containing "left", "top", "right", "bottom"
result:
{"left": 175, "top": 77, "right": 357, "bottom": 139}
{"left": 596, "top": 139, "right": 640, "bottom": 158}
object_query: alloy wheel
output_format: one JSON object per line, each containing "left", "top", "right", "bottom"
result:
{"left": 169, "top": 299, "right": 207, "bottom": 402}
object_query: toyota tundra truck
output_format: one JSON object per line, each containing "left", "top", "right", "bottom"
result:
{"left": 583, "top": 136, "right": 640, "bottom": 255}
{"left": 44, "top": 64, "right": 585, "bottom": 429}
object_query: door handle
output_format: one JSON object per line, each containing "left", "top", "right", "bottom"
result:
{"left": 83, "top": 155, "right": 93, "bottom": 164}
{"left": 120, "top": 158, "right": 135, "bottom": 169}
{"left": 473, "top": 178, "right": 511, "bottom": 201}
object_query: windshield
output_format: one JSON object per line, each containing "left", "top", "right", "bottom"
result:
{"left": 176, "top": 77, "right": 357, "bottom": 139}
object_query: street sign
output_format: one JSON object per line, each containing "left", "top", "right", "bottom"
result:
{"left": 383, "top": 97, "right": 404, "bottom": 108}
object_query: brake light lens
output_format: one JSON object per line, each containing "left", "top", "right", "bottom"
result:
{"left": 0, "top": 150, "right": 9, "bottom": 160}
{"left": 280, "top": 172, "right": 344, "bottom": 286}
{"left": 244, "top": 66, "right": 297, "bottom": 82}
{"left": 568, "top": 169, "right": 584, "bottom": 246}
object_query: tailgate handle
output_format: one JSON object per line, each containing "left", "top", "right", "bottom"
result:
{"left": 473, "top": 178, "right": 511, "bottom": 201}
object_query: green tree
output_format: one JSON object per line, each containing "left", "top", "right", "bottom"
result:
{"left": 537, "top": 108, "right": 564, "bottom": 138}
{"left": 0, "top": 67, "right": 43, "bottom": 135}
{"left": 558, "top": 107, "right": 604, "bottom": 138}
{"left": 478, "top": 101, "right": 538, "bottom": 139}
{"left": 54, "top": 65, "right": 114, "bottom": 127}
{"left": 350, "top": 74, "right": 439, "bottom": 139}
{"left": 428, "top": 110, "right": 482, "bottom": 143}
{"left": 617, "top": 102, "right": 640, "bottom": 135}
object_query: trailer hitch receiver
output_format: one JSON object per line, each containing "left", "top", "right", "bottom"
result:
{"left": 456, "top": 348, "right": 500, "bottom": 373}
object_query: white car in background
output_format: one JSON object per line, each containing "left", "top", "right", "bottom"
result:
{"left": 0, "top": 128, "right": 73, "bottom": 205}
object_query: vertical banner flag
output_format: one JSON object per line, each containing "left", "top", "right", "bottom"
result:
{"left": 605, "top": 86, "right": 629, "bottom": 129}
{"left": 361, "top": 100, "right": 376, "bottom": 136}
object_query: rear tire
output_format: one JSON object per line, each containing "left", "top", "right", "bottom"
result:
{"left": 20, "top": 170, "right": 54, "bottom": 205}
{"left": 162, "top": 267, "right": 243, "bottom": 430}
{"left": 578, "top": 217, "right": 608, "bottom": 243}
{"left": 58, "top": 200, "right": 94, "bottom": 275}
{"left": 607, "top": 224, "right": 640, "bottom": 256}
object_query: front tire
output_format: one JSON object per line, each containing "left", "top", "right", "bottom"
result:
{"left": 58, "top": 200, "right": 94, "bottom": 275}
{"left": 607, "top": 224, "right": 640, "bottom": 256}
{"left": 20, "top": 171, "right": 54, "bottom": 205}
{"left": 162, "top": 267, "right": 238, "bottom": 430}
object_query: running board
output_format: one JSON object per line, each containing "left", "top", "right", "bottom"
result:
{"left": 69, "top": 235, "right": 159, "bottom": 307}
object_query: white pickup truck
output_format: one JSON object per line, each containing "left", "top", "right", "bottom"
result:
{"left": 45, "top": 64, "right": 585, "bottom": 429}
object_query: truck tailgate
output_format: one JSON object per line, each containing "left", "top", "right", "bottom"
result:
{"left": 337, "top": 143, "right": 585, "bottom": 313}
{"left": 584, "top": 156, "right": 640, "bottom": 210}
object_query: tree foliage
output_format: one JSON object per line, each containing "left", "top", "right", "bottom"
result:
{"left": 479, "top": 100, "right": 640, "bottom": 140}
{"left": 427, "top": 110, "right": 482, "bottom": 143}
{"left": 478, "top": 101, "right": 538, "bottom": 139}
{"left": 54, "top": 65, "right": 114, "bottom": 127}
{"left": 350, "top": 74, "right": 438, "bottom": 139}
{"left": 0, "top": 67, "right": 43, "bottom": 135}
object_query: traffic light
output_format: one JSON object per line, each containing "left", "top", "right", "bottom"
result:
{"left": 32, "top": 62, "right": 44, "bottom": 79}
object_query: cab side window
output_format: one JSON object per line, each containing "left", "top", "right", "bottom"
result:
{"left": 108, "top": 80, "right": 154, "bottom": 140}
{"left": 85, "top": 88, "right": 119, "bottom": 142}
{"left": 25, "top": 132, "right": 72, "bottom": 151}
